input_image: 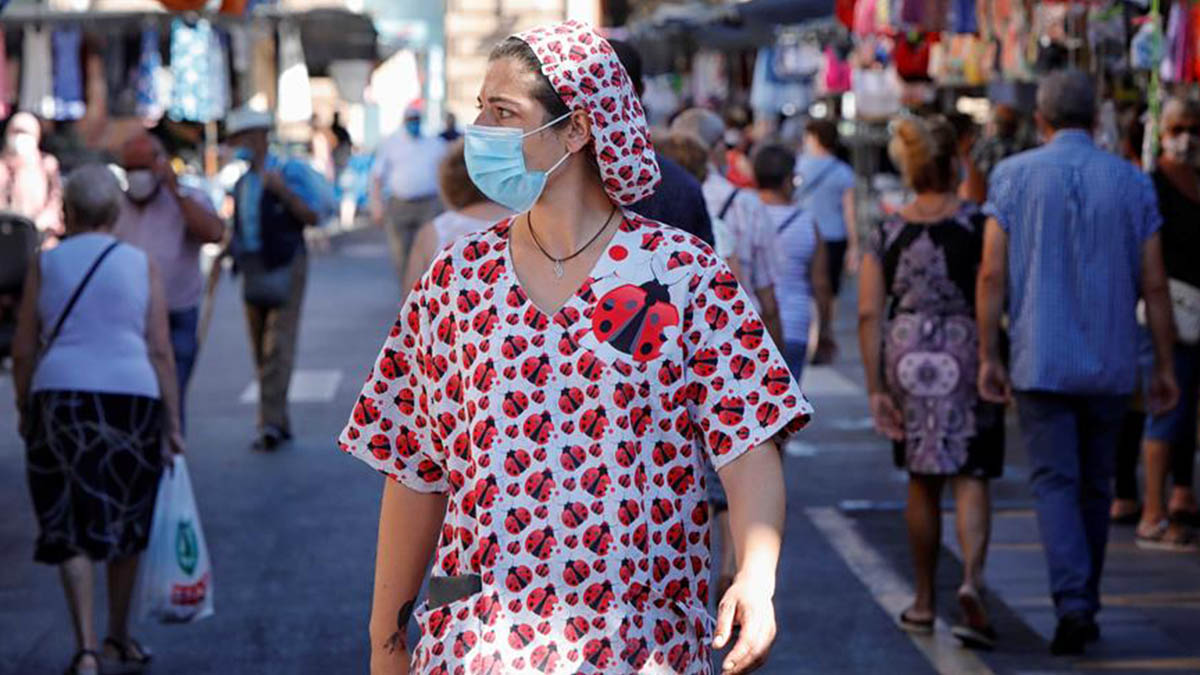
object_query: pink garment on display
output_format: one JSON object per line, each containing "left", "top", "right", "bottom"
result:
{"left": 854, "top": 0, "right": 878, "bottom": 36}
{"left": 0, "top": 33, "right": 10, "bottom": 118}
{"left": 823, "top": 46, "right": 852, "bottom": 93}
{"left": 513, "top": 20, "right": 660, "bottom": 206}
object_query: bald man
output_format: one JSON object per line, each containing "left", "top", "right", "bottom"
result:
{"left": 113, "top": 133, "right": 225, "bottom": 418}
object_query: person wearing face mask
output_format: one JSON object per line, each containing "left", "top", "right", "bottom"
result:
{"left": 338, "top": 20, "right": 813, "bottom": 675}
{"left": 369, "top": 104, "right": 448, "bottom": 284}
{"left": 0, "top": 112, "right": 64, "bottom": 246}
{"left": 1132, "top": 97, "right": 1200, "bottom": 551}
{"left": 113, "top": 133, "right": 224, "bottom": 420}
{"left": 225, "top": 107, "right": 333, "bottom": 452}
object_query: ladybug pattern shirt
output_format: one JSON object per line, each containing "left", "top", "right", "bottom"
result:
{"left": 339, "top": 213, "right": 812, "bottom": 674}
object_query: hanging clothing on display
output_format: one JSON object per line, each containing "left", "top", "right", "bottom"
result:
{"left": 135, "top": 28, "right": 165, "bottom": 122}
{"left": 823, "top": 46, "right": 853, "bottom": 93}
{"left": 248, "top": 22, "right": 277, "bottom": 112}
{"left": 208, "top": 28, "right": 231, "bottom": 121}
{"left": 690, "top": 50, "right": 728, "bottom": 107}
{"left": 0, "top": 32, "right": 10, "bottom": 119}
{"left": 19, "top": 27, "right": 54, "bottom": 118}
{"left": 229, "top": 24, "right": 252, "bottom": 107}
{"left": 276, "top": 21, "right": 312, "bottom": 124}
{"left": 104, "top": 35, "right": 139, "bottom": 117}
{"left": 951, "top": 0, "right": 978, "bottom": 34}
{"left": 893, "top": 32, "right": 939, "bottom": 82}
{"left": 51, "top": 28, "right": 86, "bottom": 121}
{"left": 750, "top": 45, "right": 816, "bottom": 117}
{"left": 169, "top": 18, "right": 217, "bottom": 122}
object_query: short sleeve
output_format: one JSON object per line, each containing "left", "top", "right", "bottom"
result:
{"left": 337, "top": 276, "right": 449, "bottom": 493}
{"left": 682, "top": 261, "right": 813, "bottom": 472}
{"left": 1132, "top": 170, "right": 1163, "bottom": 242}
{"left": 835, "top": 162, "right": 857, "bottom": 192}
{"left": 982, "top": 161, "right": 1014, "bottom": 232}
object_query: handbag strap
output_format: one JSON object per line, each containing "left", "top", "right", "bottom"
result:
{"left": 718, "top": 188, "right": 741, "bottom": 220}
{"left": 795, "top": 161, "right": 838, "bottom": 204}
{"left": 776, "top": 207, "right": 806, "bottom": 234}
{"left": 41, "top": 240, "right": 121, "bottom": 354}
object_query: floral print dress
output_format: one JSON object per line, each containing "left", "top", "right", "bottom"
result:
{"left": 339, "top": 214, "right": 812, "bottom": 674}
{"left": 871, "top": 205, "right": 1005, "bottom": 478}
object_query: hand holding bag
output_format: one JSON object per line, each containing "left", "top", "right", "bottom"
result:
{"left": 239, "top": 254, "right": 292, "bottom": 309}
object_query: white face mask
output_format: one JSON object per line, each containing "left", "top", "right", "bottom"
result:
{"left": 8, "top": 133, "right": 38, "bottom": 157}
{"left": 125, "top": 169, "right": 160, "bottom": 202}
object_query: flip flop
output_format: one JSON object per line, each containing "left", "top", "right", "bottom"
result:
{"left": 897, "top": 609, "right": 934, "bottom": 635}
{"left": 954, "top": 587, "right": 997, "bottom": 650}
{"left": 952, "top": 624, "right": 997, "bottom": 651}
{"left": 1135, "top": 520, "right": 1200, "bottom": 553}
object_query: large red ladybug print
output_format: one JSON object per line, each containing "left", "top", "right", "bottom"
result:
{"left": 591, "top": 278, "right": 679, "bottom": 362}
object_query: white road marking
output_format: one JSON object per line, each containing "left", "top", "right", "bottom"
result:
{"left": 784, "top": 440, "right": 819, "bottom": 457}
{"left": 240, "top": 369, "right": 344, "bottom": 404}
{"left": 800, "top": 365, "right": 864, "bottom": 396}
{"left": 339, "top": 243, "right": 390, "bottom": 258}
{"left": 829, "top": 416, "right": 876, "bottom": 431}
{"left": 807, "top": 507, "right": 996, "bottom": 675}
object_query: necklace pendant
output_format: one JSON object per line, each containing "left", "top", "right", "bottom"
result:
{"left": 553, "top": 260, "right": 565, "bottom": 279}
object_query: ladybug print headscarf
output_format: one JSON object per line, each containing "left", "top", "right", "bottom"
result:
{"left": 512, "top": 20, "right": 661, "bottom": 206}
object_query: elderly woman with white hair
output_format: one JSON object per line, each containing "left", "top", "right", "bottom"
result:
{"left": 12, "top": 165, "right": 184, "bottom": 675}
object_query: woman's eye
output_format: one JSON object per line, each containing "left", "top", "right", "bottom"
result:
{"left": 497, "top": 109, "right": 513, "bottom": 120}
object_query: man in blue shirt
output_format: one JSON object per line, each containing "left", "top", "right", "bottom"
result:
{"left": 977, "top": 70, "right": 1179, "bottom": 655}
{"left": 226, "top": 107, "right": 334, "bottom": 451}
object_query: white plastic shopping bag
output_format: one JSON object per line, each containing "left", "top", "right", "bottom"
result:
{"left": 134, "top": 457, "right": 215, "bottom": 623}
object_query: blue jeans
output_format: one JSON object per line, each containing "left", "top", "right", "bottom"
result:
{"left": 1014, "top": 391, "right": 1128, "bottom": 619}
{"left": 169, "top": 306, "right": 200, "bottom": 429}
{"left": 783, "top": 341, "right": 808, "bottom": 385}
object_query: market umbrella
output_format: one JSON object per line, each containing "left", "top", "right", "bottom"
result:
{"left": 734, "top": 0, "right": 836, "bottom": 25}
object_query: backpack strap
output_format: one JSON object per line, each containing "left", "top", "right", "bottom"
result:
{"left": 776, "top": 208, "right": 806, "bottom": 234}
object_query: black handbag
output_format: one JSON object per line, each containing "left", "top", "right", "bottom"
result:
{"left": 240, "top": 255, "right": 293, "bottom": 309}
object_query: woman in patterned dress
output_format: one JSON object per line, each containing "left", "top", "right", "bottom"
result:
{"left": 857, "top": 116, "right": 1004, "bottom": 649}
{"left": 338, "top": 21, "right": 812, "bottom": 675}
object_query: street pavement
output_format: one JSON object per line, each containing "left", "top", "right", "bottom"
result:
{"left": 2, "top": 226, "right": 1199, "bottom": 674}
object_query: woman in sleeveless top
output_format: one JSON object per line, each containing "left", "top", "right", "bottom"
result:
{"left": 858, "top": 117, "right": 1003, "bottom": 649}
{"left": 12, "top": 165, "right": 184, "bottom": 675}
{"left": 400, "top": 138, "right": 511, "bottom": 293}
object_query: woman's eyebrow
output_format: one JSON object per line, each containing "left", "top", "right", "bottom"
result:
{"left": 486, "top": 95, "right": 522, "bottom": 106}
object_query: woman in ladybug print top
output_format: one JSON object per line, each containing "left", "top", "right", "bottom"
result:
{"left": 339, "top": 21, "right": 812, "bottom": 675}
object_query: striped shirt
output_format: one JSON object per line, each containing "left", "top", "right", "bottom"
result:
{"left": 984, "top": 130, "right": 1162, "bottom": 394}
{"left": 764, "top": 203, "right": 818, "bottom": 346}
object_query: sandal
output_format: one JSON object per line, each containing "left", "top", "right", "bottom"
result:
{"left": 897, "top": 609, "right": 934, "bottom": 635}
{"left": 64, "top": 649, "right": 100, "bottom": 675}
{"left": 1135, "top": 520, "right": 1200, "bottom": 552}
{"left": 103, "top": 636, "right": 153, "bottom": 672}
{"left": 1168, "top": 508, "right": 1200, "bottom": 529}
{"left": 953, "top": 586, "right": 997, "bottom": 650}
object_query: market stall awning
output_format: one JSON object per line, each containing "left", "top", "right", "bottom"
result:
{"left": 734, "top": 0, "right": 835, "bottom": 25}
{"left": 298, "top": 8, "right": 378, "bottom": 76}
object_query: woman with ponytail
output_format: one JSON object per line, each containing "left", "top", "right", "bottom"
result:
{"left": 857, "top": 115, "right": 1004, "bottom": 649}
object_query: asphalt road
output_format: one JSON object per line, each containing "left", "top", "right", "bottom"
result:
{"left": 2, "top": 227, "right": 1198, "bottom": 674}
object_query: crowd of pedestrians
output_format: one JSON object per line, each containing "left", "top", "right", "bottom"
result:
{"left": 5, "top": 18, "right": 1200, "bottom": 673}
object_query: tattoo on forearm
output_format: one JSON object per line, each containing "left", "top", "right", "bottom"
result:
{"left": 382, "top": 600, "right": 416, "bottom": 654}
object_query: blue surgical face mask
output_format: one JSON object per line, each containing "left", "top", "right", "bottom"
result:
{"left": 405, "top": 118, "right": 422, "bottom": 137}
{"left": 463, "top": 112, "right": 573, "bottom": 213}
{"left": 233, "top": 146, "right": 255, "bottom": 163}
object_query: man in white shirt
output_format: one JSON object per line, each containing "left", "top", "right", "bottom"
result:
{"left": 370, "top": 105, "right": 447, "bottom": 285}
{"left": 671, "top": 108, "right": 782, "bottom": 346}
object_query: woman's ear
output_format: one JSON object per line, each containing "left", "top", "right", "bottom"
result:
{"left": 564, "top": 109, "right": 592, "bottom": 153}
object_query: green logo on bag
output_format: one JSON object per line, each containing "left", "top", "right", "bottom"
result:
{"left": 175, "top": 520, "right": 198, "bottom": 576}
